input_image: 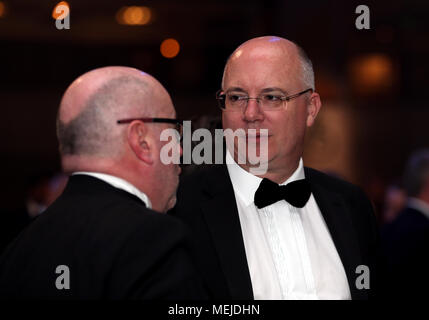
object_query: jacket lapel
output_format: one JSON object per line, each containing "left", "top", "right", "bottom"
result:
{"left": 306, "top": 168, "right": 367, "bottom": 299}
{"left": 200, "top": 165, "right": 254, "bottom": 300}
{"left": 196, "top": 164, "right": 366, "bottom": 299}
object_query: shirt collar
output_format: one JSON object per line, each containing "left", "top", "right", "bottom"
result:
{"left": 407, "top": 197, "right": 429, "bottom": 220}
{"left": 72, "top": 171, "right": 152, "bottom": 209}
{"left": 226, "top": 150, "right": 305, "bottom": 207}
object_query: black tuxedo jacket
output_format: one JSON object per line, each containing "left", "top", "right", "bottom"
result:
{"left": 0, "top": 175, "right": 202, "bottom": 299}
{"left": 171, "top": 164, "right": 379, "bottom": 300}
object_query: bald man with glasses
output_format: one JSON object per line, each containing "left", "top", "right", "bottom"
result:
{"left": 171, "top": 36, "right": 379, "bottom": 300}
{"left": 0, "top": 66, "right": 202, "bottom": 299}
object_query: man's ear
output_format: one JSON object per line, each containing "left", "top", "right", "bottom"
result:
{"left": 127, "top": 121, "right": 154, "bottom": 165}
{"left": 306, "top": 92, "right": 322, "bottom": 127}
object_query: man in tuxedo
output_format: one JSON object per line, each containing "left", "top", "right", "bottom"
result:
{"left": 381, "top": 149, "right": 429, "bottom": 297}
{"left": 0, "top": 66, "right": 202, "bottom": 299}
{"left": 171, "top": 36, "right": 378, "bottom": 299}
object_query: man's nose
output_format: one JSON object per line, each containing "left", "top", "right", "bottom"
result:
{"left": 243, "top": 98, "right": 264, "bottom": 122}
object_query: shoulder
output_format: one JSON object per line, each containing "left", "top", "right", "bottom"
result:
{"left": 381, "top": 207, "right": 429, "bottom": 268}
{"left": 180, "top": 164, "right": 227, "bottom": 186}
{"left": 383, "top": 207, "right": 429, "bottom": 235}
{"left": 305, "top": 167, "right": 370, "bottom": 203}
{"left": 397, "top": 207, "right": 429, "bottom": 223}
{"left": 177, "top": 164, "right": 230, "bottom": 197}
{"left": 305, "top": 167, "right": 376, "bottom": 236}
{"left": 111, "top": 209, "right": 190, "bottom": 266}
{"left": 107, "top": 202, "right": 189, "bottom": 242}
{"left": 305, "top": 167, "right": 361, "bottom": 193}
{"left": 172, "top": 165, "right": 230, "bottom": 220}
{"left": 33, "top": 189, "right": 189, "bottom": 251}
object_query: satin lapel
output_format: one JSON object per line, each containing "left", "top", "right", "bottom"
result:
{"left": 200, "top": 165, "right": 254, "bottom": 300}
{"left": 307, "top": 171, "right": 367, "bottom": 300}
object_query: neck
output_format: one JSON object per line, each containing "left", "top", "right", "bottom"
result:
{"left": 63, "top": 154, "right": 145, "bottom": 199}
{"left": 238, "top": 158, "right": 301, "bottom": 184}
{"left": 62, "top": 155, "right": 117, "bottom": 175}
{"left": 62, "top": 154, "right": 169, "bottom": 212}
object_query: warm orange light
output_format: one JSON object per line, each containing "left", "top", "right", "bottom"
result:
{"left": 0, "top": 2, "right": 6, "bottom": 18}
{"left": 359, "top": 55, "right": 392, "bottom": 84}
{"left": 52, "top": 1, "right": 70, "bottom": 20}
{"left": 160, "top": 38, "right": 180, "bottom": 59}
{"left": 116, "top": 6, "right": 151, "bottom": 25}
{"left": 349, "top": 53, "right": 395, "bottom": 94}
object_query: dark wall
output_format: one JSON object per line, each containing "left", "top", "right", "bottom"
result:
{"left": 0, "top": 0, "right": 428, "bottom": 212}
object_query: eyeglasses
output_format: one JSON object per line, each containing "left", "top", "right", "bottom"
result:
{"left": 117, "top": 117, "right": 183, "bottom": 141}
{"left": 216, "top": 88, "right": 313, "bottom": 112}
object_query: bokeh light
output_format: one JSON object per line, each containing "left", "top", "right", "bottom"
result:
{"left": 0, "top": 1, "right": 6, "bottom": 18}
{"left": 116, "top": 6, "right": 152, "bottom": 25}
{"left": 349, "top": 53, "right": 395, "bottom": 95}
{"left": 52, "top": 1, "right": 70, "bottom": 20}
{"left": 160, "top": 38, "right": 180, "bottom": 59}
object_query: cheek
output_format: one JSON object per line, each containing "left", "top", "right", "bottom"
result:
{"left": 265, "top": 113, "right": 296, "bottom": 146}
{"left": 277, "top": 116, "right": 307, "bottom": 152}
{"left": 222, "top": 113, "right": 241, "bottom": 130}
{"left": 167, "top": 163, "right": 180, "bottom": 185}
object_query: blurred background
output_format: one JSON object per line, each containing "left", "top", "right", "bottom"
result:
{"left": 0, "top": 0, "right": 428, "bottom": 247}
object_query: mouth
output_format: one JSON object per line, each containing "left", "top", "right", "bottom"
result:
{"left": 245, "top": 130, "right": 271, "bottom": 141}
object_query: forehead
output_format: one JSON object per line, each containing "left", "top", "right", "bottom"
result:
{"left": 223, "top": 45, "right": 302, "bottom": 92}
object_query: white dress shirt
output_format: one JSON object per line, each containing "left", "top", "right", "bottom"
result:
{"left": 226, "top": 151, "right": 351, "bottom": 300}
{"left": 72, "top": 171, "right": 152, "bottom": 209}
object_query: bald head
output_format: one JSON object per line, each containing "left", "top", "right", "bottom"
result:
{"left": 57, "top": 66, "right": 173, "bottom": 159}
{"left": 222, "top": 36, "right": 314, "bottom": 90}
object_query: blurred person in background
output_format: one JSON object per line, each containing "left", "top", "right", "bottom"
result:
{"left": 381, "top": 183, "right": 406, "bottom": 224}
{"left": 26, "top": 173, "right": 69, "bottom": 219}
{"left": 381, "top": 149, "right": 429, "bottom": 298}
{"left": 0, "top": 173, "right": 68, "bottom": 254}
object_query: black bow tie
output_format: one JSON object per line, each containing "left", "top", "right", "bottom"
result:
{"left": 254, "top": 178, "right": 311, "bottom": 209}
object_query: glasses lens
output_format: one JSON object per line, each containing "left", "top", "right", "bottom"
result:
{"left": 260, "top": 94, "right": 287, "bottom": 110}
{"left": 223, "top": 93, "right": 247, "bottom": 112}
